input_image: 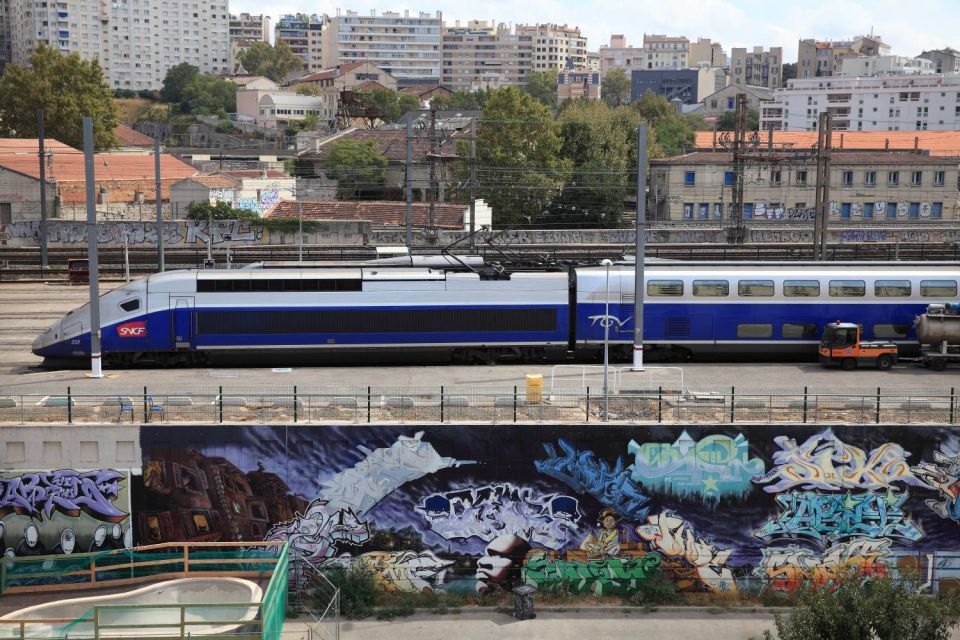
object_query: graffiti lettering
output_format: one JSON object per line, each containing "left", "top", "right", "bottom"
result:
{"left": 755, "top": 491, "right": 922, "bottom": 544}
{"left": 752, "top": 430, "right": 928, "bottom": 493}
{"left": 636, "top": 511, "right": 736, "bottom": 592}
{"left": 416, "top": 484, "right": 581, "bottom": 549}
{"left": 522, "top": 550, "right": 661, "bottom": 595}
{"left": 628, "top": 431, "right": 764, "bottom": 502}
{"left": 535, "top": 439, "right": 650, "bottom": 520}
{"left": 323, "top": 551, "right": 453, "bottom": 593}
{"left": 911, "top": 451, "right": 960, "bottom": 522}
{"left": 757, "top": 538, "right": 890, "bottom": 592}
{"left": 0, "top": 470, "right": 126, "bottom": 523}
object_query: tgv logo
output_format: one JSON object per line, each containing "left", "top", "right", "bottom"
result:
{"left": 117, "top": 322, "right": 147, "bottom": 338}
{"left": 588, "top": 315, "right": 633, "bottom": 332}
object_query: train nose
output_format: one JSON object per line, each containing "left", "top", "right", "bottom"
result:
{"left": 31, "top": 321, "right": 60, "bottom": 357}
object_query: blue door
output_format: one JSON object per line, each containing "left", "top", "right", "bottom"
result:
{"left": 171, "top": 296, "right": 194, "bottom": 350}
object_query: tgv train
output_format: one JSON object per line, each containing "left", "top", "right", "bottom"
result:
{"left": 32, "top": 262, "right": 960, "bottom": 365}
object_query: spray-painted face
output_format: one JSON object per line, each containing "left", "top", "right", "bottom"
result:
{"left": 93, "top": 524, "right": 107, "bottom": 547}
{"left": 24, "top": 523, "right": 39, "bottom": 547}
{"left": 60, "top": 528, "right": 76, "bottom": 554}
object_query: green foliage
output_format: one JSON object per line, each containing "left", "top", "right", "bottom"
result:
{"left": 320, "top": 567, "right": 378, "bottom": 620}
{"left": 301, "top": 114, "right": 321, "bottom": 131}
{"left": 294, "top": 83, "right": 324, "bottom": 96}
{"left": 161, "top": 63, "right": 200, "bottom": 103}
{"left": 238, "top": 40, "right": 304, "bottom": 83}
{"left": 322, "top": 139, "right": 388, "bottom": 199}
{"left": 215, "top": 119, "right": 234, "bottom": 134}
{"left": 361, "top": 88, "right": 421, "bottom": 123}
{"left": 0, "top": 44, "right": 119, "bottom": 151}
{"left": 781, "top": 63, "right": 797, "bottom": 84}
{"left": 186, "top": 201, "right": 259, "bottom": 221}
{"left": 475, "top": 86, "right": 569, "bottom": 227}
{"left": 631, "top": 91, "right": 697, "bottom": 156}
{"left": 429, "top": 89, "right": 490, "bottom": 111}
{"left": 601, "top": 68, "right": 631, "bottom": 108}
{"left": 180, "top": 75, "right": 237, "bottom": 115}
{"left": 524, "top": 70, "right": 558, "bottom": 108}
{"left": 766, "top": 577, "right": 960, "bottom": 640}
{"left": 716, "top": 108, "right": 760, "bottom": 131}
{"left": 627, "top": 573, "right": 683, "bottom": 606}
{"left": 113, "top": 89, "right": 137, "bottom": 99}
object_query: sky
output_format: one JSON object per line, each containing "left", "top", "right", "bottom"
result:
{"left": 230, "top": 0, "right": 957, "bottom": 61}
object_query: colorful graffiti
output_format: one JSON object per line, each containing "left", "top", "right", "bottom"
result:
{"left": 134, "top": 424, "right": 960, "bottom": 598}
{"left": 628, "top": 431, "right": 765, "bottom": 502}
{"left": 0, "top": 469, "right": 132, "bottom": 557}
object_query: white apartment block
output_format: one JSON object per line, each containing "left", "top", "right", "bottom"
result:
{"left": 760, "top": 74, "right": 960, "bottom": 132}
{"left": 642, "top": 34, "right": 689, "bottom": 70}
{"left": 517, "top": 23, "right": 586, "bottom": 73}
{"left": 274, "top": 14, "right": 325, "bottom": 72}
{"left": 322, "top": 10, "right": 442, "bottom": 84}
{"left": 0, "top": 0, "right": 10, "bottom": 74}
{"left": 9, "top": 0, "right": 230, "bottom": 90}
{"left": 730, "top": 46, "right": 782, "bottom": 89}
{"left": 840, "top": 55, "right": 934, "bottom": 77}
{"left": 441, "top": 21, "right": 532, "bottom": 91}
{"left": 599, "top": 35, "right": 644, "bottom": 77}
{"left": 230, "top": 13, "right": 270, "bottom": 42}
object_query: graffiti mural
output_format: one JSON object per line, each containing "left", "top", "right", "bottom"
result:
{"left": 135, "top": 424, "right": 960, "bottom": 597}
{"left": 0, "top": 469, "right": 132, "bottom": 557}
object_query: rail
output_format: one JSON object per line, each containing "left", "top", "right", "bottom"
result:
{"left": 0, "top": 385, "right": 955, "bottom": 425}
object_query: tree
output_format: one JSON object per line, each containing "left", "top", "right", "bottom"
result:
{"left": 781, "top": 62, "right": 797, "bottom": 84}
{"left": 631, "top": 91, "right": 697, "bottom": 156}
{"left": 715, "top": 108, "right": 760, "bottom": 131}
{"left": 602, "top": 68, "right": 631, "bottom": 108}
{"left": 429, "top": 89, "right": 490, "bottom": 111}
{"left": 524, "top": 70, "right": 558, "bottom": 108}
{"left": 161, "top": 63, "right": 200, "bottom": 104}
{"left": 0, "top": 44, "right": 118, "bottom": 151}
{"left": 322, "top": 139, "right": 388, "bottom": 200}
{"left": 179, "top": 76, "right": 237, "bottom": 114}
{"left": 361, "top": 88, "right": 421, "bottom": 123}
{"left": 186, "top": 201, "right": 259, "bottom": 221}
{"left": 238, "top": 40, "right": 304, "bottom": 83}
{"left": 295, "top": 83, "right": 324, "bottom": 96}
{"left": 475, "top": 86, "right": 569, "bottom": 227}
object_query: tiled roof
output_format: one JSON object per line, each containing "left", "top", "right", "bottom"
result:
{"left": 113, "top": 124, "right": 154, "bottom": 147}
{"left": 298, "top": 63, "right": 364, "bottom": 82}
{"left": 0, "top": 139, "right": 197, "bottom": 182}
{"left": 653, "top": 150, "right": 960, "bottom": 166}
{"left": 266, "top": 200, "right": 467, "bottom": 229}
{"left": 695, "top": 131, "right": 960, "bottom": 157}
{"left": 174, "top": 175, "right": 240, "bottom": 189}
{"left": 218, "top": 170, "right": 290, "bottom": 179}
{"left": 302, "top": 128, "right": 465, "bottom": 162}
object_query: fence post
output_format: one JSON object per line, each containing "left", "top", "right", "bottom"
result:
{"left": 367, "top": 386, "right": 371, "bottom": 423}
{"left": 440, "top": 385, "right": 444, "bottom": 423}
{"left": 658, "top": 386, "right": 663, "bottom": 423}
{"left": 875, "top": 386, "right": 881, "bottom": 424}
{"left": 585, "top": 386, "right": 590, "bottom": 422}
{"left": 143, "top": 385, "right": 148, "bottom": 423}
{"left": 218, "top": 385, "right": 223, "bottom": 423}
{"left": 67, "top": 386, "right": 72, "bottom": 424}
{"left": 802, "top": 386, "right": 808, "bottom": 424}
{"left": 293, "top": 385, "right": 298, "bottom": 423}
{"left": 513, "top": 385, "right": 518, "bottom": 423}
{"left": 730, "top": 386, "right": 735, "bottom": 423}
{"left": 951, "top": 387, "right": 956, "bottom": 425}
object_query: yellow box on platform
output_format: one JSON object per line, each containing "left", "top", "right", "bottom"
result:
{"left": 526, "top": 374, "right": 543, "bottom": 404}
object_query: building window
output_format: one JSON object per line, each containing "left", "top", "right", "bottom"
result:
{"left": 888, "top": 171, "right": 899, "bottom": 185}
{"left": 771, "top": 170, "right": 781, "bottom": 185}
{"left": 796, "top": 170, "right": 808, "bottom": 185}
{"left": 724, "top": 171, "right": 734, "bottom": 186}
{"left": 911, "top": 171, "right": 923, "bottom": 186}
{"left": 886, "top": 203, "right": 897, "bottom": 218}
{"left": 934, "top": 171, "right": 945, "bottom": 186}
{"left": 842, "top": 170, "right": 853, "bottom": 186}
{"left": 932, "top": 202, "right": 943, "bottom": 218}
{"left": 682, "top": 203, "right": 694, "bottom": 218}
{"left": 865, "top": 171, "right": 876, "bottom": 186}
{"left": 841, "top": 203, "right": 851, "bottom": 218}
{"left": 698, "top": 203, "right": 710, "bottom": 219}
{"left": 863, "top": 202, "right": 874, "bottom": 218}
{"left": 684, "top": 171, "right": 696, "bottom": 186}
{"left": 909, "top": 202, "right": 920, "bottom": 218}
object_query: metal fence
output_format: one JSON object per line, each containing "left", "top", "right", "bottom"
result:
{"left": 0, "top": 385, "right": 956, "bottom": 425}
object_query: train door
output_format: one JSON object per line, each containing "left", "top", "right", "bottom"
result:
{"left": 170, "top": 296, "right": 194, "bottom": 350}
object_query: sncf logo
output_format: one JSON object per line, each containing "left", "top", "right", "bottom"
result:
{"left": 117, "top": 321, "right": 147, "bottom": 338}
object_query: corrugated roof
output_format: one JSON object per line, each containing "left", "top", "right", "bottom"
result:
{"left": 695, "top": 131, "right": 960, "bottom": 157}
{"left": 0, "top": 140, "right": 197, "bottom": 182}
{"left": 266, "top": 200, "right": 466, "bottom": 229}
{"left": 218, "top": 170, "right": 290, "bottom": 179}
{"left": 654, "top": 150, "right": 960, "bottom": 165}
{"left": 174, "top": 175, "right": 240, "bottom": 189}
{"left": 298, "top": 63, "right": 364, "bottom": 82}
{"left": 113, "top": 124, "right": 154, "bottom": 147}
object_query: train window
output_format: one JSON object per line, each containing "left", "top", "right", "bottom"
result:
{"left": 829, "top": 280, "right": 866, "bottom": 297}
{"left": 647, "top": 280, "right": 683, "bottom": 296}
{"left": 874, "top": 280, "right": 911, "bottom": 297}
{"left": 119, "top": 298, "right": 140, "bottom": 312}
{"left": 920, "top": 280, "right": 958, "bottom": 297}
{"left": 737, "top": 323, "right": 773, "bottom": 338}
{"left": 198, "top": 279, "right": 363, "bottom": 292}
{"left": 873, "top": 324, "right": 910, "bottom": 338}
{"left": 782, "top": 323, "right": 818, "bottom": 339}
{"left": 738, "top": 280, "right": 775, "bottom": 297}
{"left": 692, "top": 280, "right": 729, "bottom": 296}
{"left": 783, "top": 280, "right": 820, "bottom": 297}
{"left": 250, "top": 280, "right": 270, "bottom": 292}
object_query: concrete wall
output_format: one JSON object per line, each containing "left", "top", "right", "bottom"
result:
{"left": 130, "top": 423, "right": 960, "bottom": 595}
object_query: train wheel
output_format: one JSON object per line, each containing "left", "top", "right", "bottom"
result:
{"left": 841, "top": 358, "right": 857, "bottom": 371}
{"left": 876, "top": 355, "right": 894, "bottom": 371}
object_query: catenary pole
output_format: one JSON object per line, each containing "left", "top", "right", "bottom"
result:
{"left": 633, "top": 124, "right": 647, "bottom": 371}
{"left": 83, "top": 117, "right": 103, "bottom": 379}
{"left": 38, "top": 109, "right": 49, "bottom": 270}
{"left": 405, "top": 119, "right": 413, "bottom": 251}
{"left": 154, "top": 135, "right": 164, "bottom": 271}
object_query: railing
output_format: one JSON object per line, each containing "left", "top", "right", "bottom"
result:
{"left": 0, "top": 385, "right": 956, "bottom": 425}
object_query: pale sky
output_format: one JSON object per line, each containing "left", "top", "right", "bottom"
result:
{"left": 230, "top": 0, "right": 957, "bottom": 61}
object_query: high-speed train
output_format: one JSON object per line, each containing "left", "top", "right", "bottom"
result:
{"left": 32, "top": 262, "right": 960, "bottom": 365}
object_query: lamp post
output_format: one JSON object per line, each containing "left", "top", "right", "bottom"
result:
{"left": 601, "top": 258, "right": 613, "bottom": 422}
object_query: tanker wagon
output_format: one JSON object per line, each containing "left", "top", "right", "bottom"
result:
{"left": 914, "top": 303, "right": 960, "bottom": 370}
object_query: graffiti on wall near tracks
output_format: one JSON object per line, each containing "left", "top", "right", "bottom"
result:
{"left": 133, "top": 424, "right": 960, "bottom": 595}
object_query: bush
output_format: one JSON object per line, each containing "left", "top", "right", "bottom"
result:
{"left": 320, "top": 567, "right": 378, "bottom": 620}
{"left": 628, "top": 574, "right": 683, "bottom": 606}
{"left": 766, "top": 577, "right": 960, "bottom": 640}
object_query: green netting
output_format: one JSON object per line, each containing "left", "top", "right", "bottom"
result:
{"left": 260, "top": 545, "right": 289, "bottom": 640}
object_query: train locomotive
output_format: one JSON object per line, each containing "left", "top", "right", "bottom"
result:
{"left": 32, "top": 261, "right": 960, "bottom": 366}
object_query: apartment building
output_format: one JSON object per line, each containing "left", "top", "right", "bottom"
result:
{"left": 517, "top": 23, "right": 587, "bottom": 72}
{"left": 730, "top": 46, "right": 783, "bottom": 89}
{"left": 8, "top": 0, "right": 230, "bottom": 90}
{"left": 840, "top": 55, "right": 934, "bottom": 77}
{"left": 441, "top": 21, "right": 532, "bottom": 90}
{"left": 599, "top": 35, "right": 644, "bottom": 77}
{"left": 275, "top": 14, "right": 325, "bottom": 72}
{"left": 797, "top": 35, "right": 889, "bottom": 78}
{"left": 649, "top": 151, "right": 958, "bottom": 222}
{"left": 557, "top": 68, "right": 600, "bottom": 102}
{"left": 0, "top": 0, "right": 10, "bottom": 75}
{"left": 297, "top": 61, "right": 398, "bottom": 91}
{"left": 230, "top": 13, "right": 270, "bottom": 43}
{"left": 689, "top": 37, "right": 725, "bottom": 67}
{"left": 642, "top": 34, "right": 689, "bottom": 70}
{"left": 322, "top": 10, "right": 442, "bottom": 85}
{"left": 631, "top": 68, "right": 717, "bottom": 105}
{"left": 760, "top": 74, "right": 960, "bottom": 132}
{"left": 919, "top": 48, "right": 960, "bottom": 74}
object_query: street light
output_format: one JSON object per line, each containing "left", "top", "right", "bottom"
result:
{"left": 601, "top": 258, "right": 613, "bottom": 422}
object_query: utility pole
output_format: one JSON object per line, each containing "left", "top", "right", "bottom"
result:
{"left": 154, "top": 135, "right": 164, "bottom": 271}
{"left": 428, "top": 108, "right": 437, "bottom": 237}
{"left": 813, "top": 112, "right": 833, "bottom": 261}
{"left": 83, "top": 117, "right": 103, "bottom": 379}
{"left": 729, "top": 93, "right": 747, "bottom": 245}
{"left": 469, "top": 122, "right": 477, "bottom": 250}
{"left": 633, "top": 124, "right": 647, "bottom": 371}
{"left": 38, "top": 109, "right": 49, "bottom": 270}
{"left": 405, "top": 119, "right": 413, "bottom": 251}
